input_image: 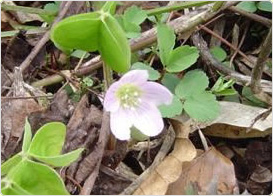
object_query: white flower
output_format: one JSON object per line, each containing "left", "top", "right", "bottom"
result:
{"left": 104, "top": 70, "right": 173, "bottom": 140}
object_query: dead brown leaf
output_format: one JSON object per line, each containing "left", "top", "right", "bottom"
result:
{"left": 167, "top": 147, "right": 239, "bottom": 195}
{"left": 133, "top": 120, "right": 197, "bottom": 195}
{"left": 1, "top": 68, "right": 43, "bottom": 161}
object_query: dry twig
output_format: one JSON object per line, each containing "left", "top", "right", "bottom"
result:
{"left": 191, "top": 32, "right": 272, "bottom": 93}
{"left": 250, "top": 28, "right": 272, "bottom": 105}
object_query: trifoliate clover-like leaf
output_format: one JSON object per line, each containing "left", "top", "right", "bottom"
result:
{"left": 159, "top": 95, "right": 183, "bottom": 118}
{"left": 183, "top": 91, "right": 220, "bottom": 122}
{"left": 175, "top": 70, "right": 209, "bottom": 99}
{"left": 7, "top": 160, "right": 69, "bottom": 195}
{"left": 157, "top": 23, "right": 175, "bottom": 66}
{"left": 236, "top": 1, "right": 257, "bottom": 13}
{"left": 131, "top": 62, "right": 160, "bottom": 80}
{"left": 166, "top": 46, "right": 199, "bottom": 72}
{"left": 22, "top": 118, "right": 32, "bottom": 153}
{"left": 161, "top": 73, "right": 180, "bottom": 93}
{"left": 124, "top": 6, "right": 147, "bottom": 25}
{"left": 210, "top": 46, "right": 227, "bottom": 62}
{"left": 30, "top": 148, "right": 84, "bottom": 167}
{"left": 257, "top": 1, "right": 272, "bottom": 12}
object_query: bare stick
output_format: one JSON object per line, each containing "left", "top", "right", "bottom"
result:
{"left": 228, "top": 6, "right": 272, "bottom": 28}
{"left": 20, "top": 1, "right": 73, "bottom": 72}
{"left": 250, "top": 28, "right": 272, "bottom": 104}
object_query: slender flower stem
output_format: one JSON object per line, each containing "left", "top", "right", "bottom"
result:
{"left": 102, "top": 63, "right": 116, "bottom": 150}
{"left": 146, "top": 1, "right": 215, "bottom": 16}
{"left": 1, "top": 4, "right": 57, "bottom": 16}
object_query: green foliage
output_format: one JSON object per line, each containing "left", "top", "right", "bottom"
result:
{"left": 211, "top": 76, "right": 237, "bottom": 96}
{"left": 183, "top": 91, "right": 220, "bottom": 122}
{"left": 28, "top": 122, "right": 66, "bottom": 157}
{"left": 131, "top": 62, "right": 160, "bottom": 80}
{"left": 242, "top": 87, "right": 268, "bottom": 107}
{"left": 130, "top": 127, "right": 149, "bottom": 141}
{"left": 4, "top": 160, "right": 69, "bottom": 195}
{"left": 175, "top": 70, "right": 209, "bottom": 99}
{"left": 82, "top": 76, "right": 94, "bottom": 87}
{"left": 236, "top": 1, "right": 257, "bottom": 12}
{"left": 161, "top": 73, "right": 180, "bottom": 93}
{"left": 1, "top": 121, "right": 83, "bottom": 195}
{"left": 236, "top": 1, "right": 272, "bottom": 13}
{"left": 175, "top": 70, "right": 220, "bottom": 122}
{"left": 117, "top": 6, "right": 147, "bottom": 38}
{"left": 157, "top": 23, "right": 199, "bottom": 72}
{"left": 40, "top": 2, "right": 60, "bottom": 23}
{"left": 1, "top": 153, "right": 22, "bottom": 176}
{"left": 210, "top": 46, "right": 227, "bottom": 62}
{"left": 22, "top": 118, "right": 32, "bottom": 153}
{"left": 32, "top": 148, "right": 84, "bottom": 167}
{"left": 71, "top": 50, "right": 90, "bottom": 59}
{"left": 51, "top": 2, "right": 131, "bottom": 73}
{"left": 257, "top": 1, "right": 272, "bottom": 12}
{"left": 157, "top": 23, "right": 175, "bottom": 66}
{"left": 167, "top": 46, "right": 199, "bottom": 72}
{"left": 159, "top": 95, "right": 183, "bottom": 118}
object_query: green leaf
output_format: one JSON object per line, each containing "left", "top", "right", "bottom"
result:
{"left": 51, "top": 12, "right": 101, "bottom": 51}
{"left": 22, "top": 118, "right": 32, "bottom": 153}
{"left": 131, "top": 62, "right": 160, "bottom": 80}
{"left": 28, "top": 122, "right": 66, "bottom": 157}
{"left": 175, "top": 70, "right": 209, "bottom": 99}
{"left": 99, "top": 14, "right": 131, "bottom": 72}
{"left": 236, "top": 1, "right": 257, "bottom": 13}
{"left": 157, "top": 23, "right": 175, "bottom": 66}
{"left": 257, "top": 1, "right": 272, "bottom": 12}
{"left": 130, "top": 127, "right": 149, "bottom": 141}
{"left": 123, "top": 19, "right": 141, "bottom": 38}
{"left": 101, "top": 1, "right": 117, "bottom": 15}
{"left": 92, "top": 1, "right": 106, "bottom": 11}
{"left": 7, "top": 159, "right": 69, "bottom": 195}
{"left": 159, "top": 95, "right": 183, "bottom": 118}
{"left": 166, "top": 45, "right": 199, "bottom": 72}
{"left": 210, "top": 46, "right": 227, "bottom": 62}
{"left": 1, "top": 181, "right": 32, "bottom": 195}
{"left": 71, "top": 50, "right": 90, "bottom": 59}
{"left": 82, "top": 76, "right": 94, "bottom": 87}
{"left": 184, "top": 91, "right": 220, "bottom": 122}
{"left": 242, "top": 87, "right": 268, "bottom": 107}
{"left": 30, "top": 148, "right": 84, "bottom": 167}
{"left": 214, "top": 88, "right": 237, "bottom": 96}
{"left": 161, "top": 73, "right": 180, "bottom": 93}
{"left": 124, "top": 6, "right": 147, "bottom": 25}
{"left": 1, "top": 153, "right": 22, "bottom": 176}
{"left": 40, "top": 3, "right": 59, "bottom": 23}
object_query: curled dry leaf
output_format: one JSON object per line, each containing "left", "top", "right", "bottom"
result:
{"left": 203, "top": 101, "right": 272, "bottom": 138}
{"left": 133, "top": 120, "right": 197, "bottom": 195}
{"left": 167, "top": 147, "right": 239, "bottom": 195}
{"left": 1, "top": 68, "right": 44, "bottom": 160}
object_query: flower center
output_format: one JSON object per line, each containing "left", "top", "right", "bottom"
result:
{"left": 116, "top": 84, "right": 142, "bottom": 109}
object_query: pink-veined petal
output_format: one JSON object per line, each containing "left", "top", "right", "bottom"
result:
{"left": 130, "top": 102, "right": 164, "bottom": 137}
{"left": 104, "top": 81, "right": 121, "bottom": 112}
{"left": 142, "top": 81, "right": 173, "bottom": 106}
{"left": 119, "top": 70, "right": 148, "bottom": 85}
{"left": 110, "top": 109, "right": 132, "bottom": 140}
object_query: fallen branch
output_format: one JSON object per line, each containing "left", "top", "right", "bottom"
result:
{"left": 20, "top": 1, "right": 74, "bottom": 73}
{"left": 191, "top": 32, "right": 272, "bottom": 93}
{"left": 250, "top": 28, "right": 272, "bottom": 104}
{"left": 228, "top": 6, "right": 272, "bottom": 28}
